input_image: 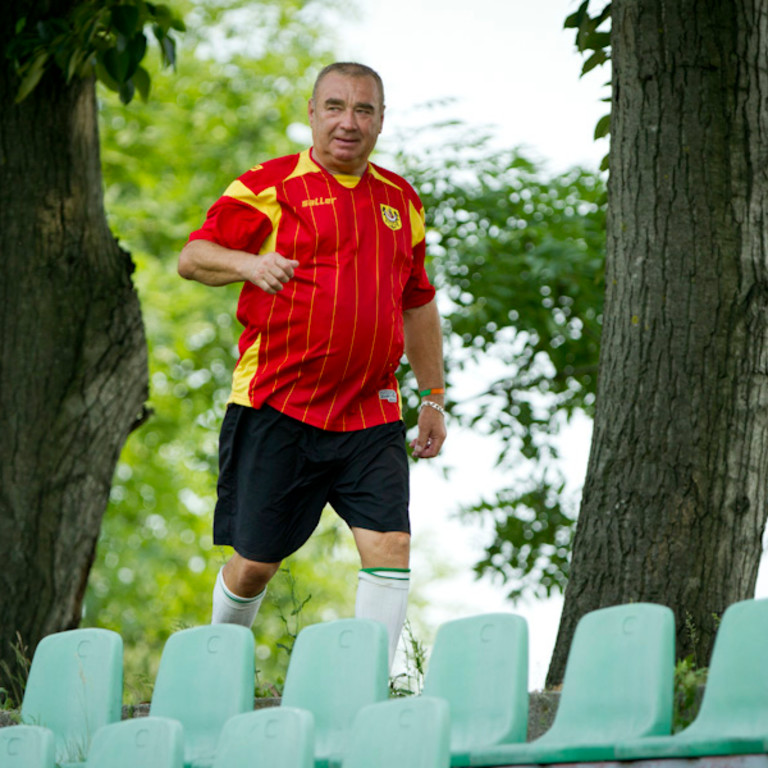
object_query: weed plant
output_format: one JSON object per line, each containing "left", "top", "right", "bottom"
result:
{"left": 0, "top": 633, "right": 30, "bottom": 711}
{"left": 390, "top": 621, "right": 427, "bottom": 697}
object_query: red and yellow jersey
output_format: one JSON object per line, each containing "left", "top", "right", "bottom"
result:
{"left": 188, "top": 149, "right": 435, "bottom": 431}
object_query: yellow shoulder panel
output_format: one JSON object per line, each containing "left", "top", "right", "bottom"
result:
{"left": 285, "top": 149, "right": 321, "bottom": 181}
{"left": 409, "top": 200, "right": 426, "bottom": 247}
{"left": 368, "top": 165, "right": 403, "bottom": 190}
{"left": 222, "top": 181, "right": 281, "bottom": 254}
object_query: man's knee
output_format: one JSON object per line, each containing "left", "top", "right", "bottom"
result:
{"left": 353, "top": 528, "right": 410, "bottom": 568}
{"left": 223, "top": 553, "right": 281, "bottom": 597}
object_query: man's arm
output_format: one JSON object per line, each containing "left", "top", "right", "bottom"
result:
{"left": 178, "top": 239, "right": 299, "bottom": 294}
{"left": 403, "top": 298, "right": 447, "bottom": 459}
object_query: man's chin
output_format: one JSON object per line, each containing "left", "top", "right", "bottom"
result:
{"left": 331, "top": 154, "right": 364, "bottom": 172}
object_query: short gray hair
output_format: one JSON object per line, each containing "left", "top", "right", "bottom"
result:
{"left": 312, "top": 62, "right": 385, "bottom": 108}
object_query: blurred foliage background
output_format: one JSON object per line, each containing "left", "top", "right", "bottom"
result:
{"left": 83, "top": 0, "right": 605, "bottom": 701}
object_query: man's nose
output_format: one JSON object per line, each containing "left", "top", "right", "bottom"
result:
{"left": 339, "top": 108, "right": 357, "bottom": 129}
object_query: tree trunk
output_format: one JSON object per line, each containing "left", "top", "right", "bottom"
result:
{"left": 548, "top": 0, "right": 768, "bottom": 685}
{"left": 0, "top": 1, "right": 148, "bottom": 676}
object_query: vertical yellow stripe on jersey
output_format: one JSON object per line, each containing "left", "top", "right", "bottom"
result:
{"left": 327, "top": 183, "right": 363, "bottom": 430}
{"left": 378, "top": 187, "right": 403, "bottom": 421}
{"left": 270, "top": 179, "right": 301, "bottom": 397}
{"left": 303, "top": 175, "right": 343, "bottom": 429}
{"left": 360, "top": 180, "right": 385, "bottom": 426}
{"left": 228, "top": 334, "right": 261, "bottom": 405}
{"left": 277, "top": 174, "right": 319, "bottom": 412}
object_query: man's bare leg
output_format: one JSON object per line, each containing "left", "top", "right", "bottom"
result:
{"left": 211, "top": 552, "right": 281, "bottom": 626}
{"left": 352, "top": 528, "right": 411, "bottom": 670}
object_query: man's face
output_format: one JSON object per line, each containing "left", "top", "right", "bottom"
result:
{"left": 308, "top": 72, "right": 384, "bottom": 177}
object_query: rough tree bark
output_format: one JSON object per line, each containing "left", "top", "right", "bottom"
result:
{"left": 0, "top": 0, "right": 148, "bottom": 675}
{"left": 548, "top": 0, "right": 768, "bottom": 685}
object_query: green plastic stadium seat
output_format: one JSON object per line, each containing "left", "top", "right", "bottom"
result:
{"left": 422, "top": 613, "right": 528, "bottom": 767}
{"left": 615, "top": 597, "right": 768, "bottom": 760}
{"left": 470, "top": 602, "right": 675, "bottom": 766}
{"left": 0, "top": 725, "right": 55, "bottom": 768}
{"left": 21, "top": 628, "right": 123, "bottom": 766}
{"left": 212, "top": 707, "right": 314, "bottom": 768}
{"left": 85, "top": 717, "right": 183, "bottom": 768}
{"left": 342, "top": 696, "right": 450, "bottom": 768}
{"left": 281, "top": 619, "right": 389, "bottom": 768}
{"left": 150, "top": 624, "right": 255, "bottom": 768}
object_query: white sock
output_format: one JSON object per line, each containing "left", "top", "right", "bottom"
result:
{"left": 354, "top": 568, "right": 410, "bottom": 670}
{"left": 211, "top": 566, "right": 265, "bottom": 627}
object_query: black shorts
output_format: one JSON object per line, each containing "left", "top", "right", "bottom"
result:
{"left": 214, "top": 404, "right": 410, "bottom": 562}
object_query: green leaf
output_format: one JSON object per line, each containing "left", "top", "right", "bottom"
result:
{"left": 35, "top": 21, "right": 55, "bottom": 43}
{"left": 119, "top": 78, "right": 136, "bottom": 104}
{"left": 151, "top": 4, "right": 185, "bottom": 32}
{"left": 126, "top": 33, "right": 148, "bottom": 78}
{"left": 94, "top": 58, "right": 120, "bottom": 91}
{"left": 594, "top": 113, "right": 611, "bottom": 140}
{"left": 111, "top": 5, "right": 141, "bottom": 36}
{"left": 564, "top": 0, "right": 589, "bottom": 29}
{"left": 65, "top": 50, "right": 85, "bottom": 82}
{"left": 160, "top": 34, "right": 176, "bottom": 68}
{"left": 594, "top": 3, "right": 612, "bottom": 27}
{"left": 15, "top": 52, "right": 48, "bottom": 103}
{"left": 132, "top": 65, "right": 151, "bottom": 101}
{"left": 582, "top": 49, "right": 608, "bottom": 76}
{"left": 582, "top": 30, "right": 611, "bottom": 52}
{"left": 102, "top": 47, "right": 131, "bottom": 83}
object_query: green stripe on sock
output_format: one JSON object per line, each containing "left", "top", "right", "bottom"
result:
{"left": 223, "top": 586, "right": 265, "bottom": 604}
{"left": 360, "top": 567, "right": 411, "bottom": 580}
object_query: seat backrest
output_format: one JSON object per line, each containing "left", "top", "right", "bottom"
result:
{"left": 212, "top": 707, "right": 314, "bottom": 768}
{"left": 281, "top": 619, "right": 389, "bottom": 763}
{"left": 540, "top": 603, "right": 674, "bottom": 743}
{"left": 84, "top": 717, "right": 183, "bottom": 768}
{"left": 150, "top": 624, "right": 255, "bottom": 768}
{"left": 423, "top": 613, "right": 528, "bottom": 755}
{"left": 343, "top": 696, "right": 450, "bottom": 768}
{"left": 21, "top": 628, "right": 123, "bottom": 765}
{"left": 683, "top": 598, "right": 768, "bottom": 737}
{"left": 0, "top": 725, "right": 55, "bottom": 768}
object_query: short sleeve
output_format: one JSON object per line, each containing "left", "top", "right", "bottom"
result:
{"left": 402, "top": 200, "right": 436, "bottom": 310}
{"left": 188, "top": 196, "right": 272, "bottom": 254}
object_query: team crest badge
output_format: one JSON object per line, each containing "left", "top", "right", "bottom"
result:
{"left": 380, "top": 204, "right": 402, "bottom": 231}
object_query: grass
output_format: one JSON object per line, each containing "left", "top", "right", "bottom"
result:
{"left": 390, "top": 620, "right": 427, "bottom": 697}
{"left": 0, "top": 632, "right": 31, "bottom": 711}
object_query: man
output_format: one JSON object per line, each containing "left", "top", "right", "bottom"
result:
{"left": 178, "top": 62, "right": 446, "bottom": 669}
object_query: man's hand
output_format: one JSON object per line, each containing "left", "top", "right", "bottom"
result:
{"left": 178, "top": 239, "right": 299, "bottom": 291}
{"left": 410, "top": 405, "right": 447, "bottom": 459}
{"left": 246, "top": 251, "right": 300, "bottom": 295}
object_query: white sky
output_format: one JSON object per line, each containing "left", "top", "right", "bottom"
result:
{"left": 326, "top": 0, "right": 607, "bottom": 689}
{"left": 333, "top": 0, "right": 609, "bottom": 172}
{"left": 329, "top": 0, "right": 768, "bottom": 690}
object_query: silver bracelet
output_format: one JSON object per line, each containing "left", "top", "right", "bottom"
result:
{"left": 418, "top": 400, "right": 447, "bottom": 418}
